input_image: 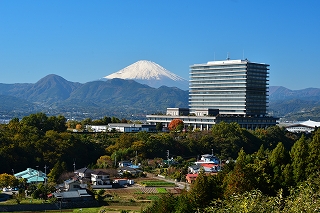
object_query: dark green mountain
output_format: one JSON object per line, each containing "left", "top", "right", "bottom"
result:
{"left": 23, "top": 74, "right": 82, "bottom": 103}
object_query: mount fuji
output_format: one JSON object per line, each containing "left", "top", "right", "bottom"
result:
{"left": 103, "top": 60, "right": 189, "bottom": 90}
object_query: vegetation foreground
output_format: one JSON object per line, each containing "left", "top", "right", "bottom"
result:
{"left": 1, "top": 113, "right": 320, "bottom": 212}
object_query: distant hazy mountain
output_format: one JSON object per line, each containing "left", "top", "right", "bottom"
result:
{"left": 103, "top": 60, "right": 189, "bottom": 90}
{"left": 269, "top": 86, "right": 320, "bottom": 101}
{"left": 269, "top": 86, "right": 320, "bottom": 120}
{"left": 1, "top": 75, "right": 320, "bottom": 121}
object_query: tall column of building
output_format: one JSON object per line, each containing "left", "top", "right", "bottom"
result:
{"left": 189, "top": 59, "right": 269, "bottom": 117}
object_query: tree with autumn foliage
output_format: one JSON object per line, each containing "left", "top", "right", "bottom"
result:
{"left": 168, "top": 119, "right": 184, "bottom": 132}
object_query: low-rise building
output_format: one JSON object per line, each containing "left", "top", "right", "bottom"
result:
{"left": 147, "top": 108, "right": 277, "bottom": 131}
{"left": 91, "top": 171, "right": 111, "bottom": 186}
{"left": 108, "top": 123, "right": 156, "bottom": 132}
{"left": 14, "top": 168, "right": 47, "bottom": 184}
{"left": 74, "top": 167, "right": 94, "bottom": 179}
{"left": 286, "top": 120, "right": 320, "bottom": 133}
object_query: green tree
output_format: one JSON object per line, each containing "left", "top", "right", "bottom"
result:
{"left": 211, "top": 122, "right": 249, "bottom": 159}
{"left": 269, "top": 142, "right": 291, "bottom": 191}
{"left": 290, "top": 135, "right": 308, "bottom": 184}
{"left": 156, "top": 122, "right": 163, "bottom": 131}
{"left": 223, "top": 149, "right": 255, "bottom": 197}
{"left": 0, "top": 173, "right": 18, "bottom": 188}
{"left": 307, "top": 129, "right": 320, "bottom": 178}
{"left": 47, "top": 161, "right": 67, "bottom": 183}
{"left": 189, "top": 171, "right": 222, "bottom": 210}
{"left": 20, "top": 112, "right": 49, "bottom": 133}
{"left": 142, "top": 193, "right": 177, "bottom": 213}
{"left": 47, "top": 115, "right": 67, "bottom": 132}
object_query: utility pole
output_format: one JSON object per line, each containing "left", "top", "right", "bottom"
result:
{"left": 114, "top": 153, "right": 117, "bottom": 168}
{"left": 135, "top": 151, "right": 138, "bottom": 166}
{"left": 36, "top": 166, "right": 39, "bottom": 184}
{"left": 167, "top": 150, "right": 170, "bottom": 166}
{"left": 44, "top": 165, "right": 48, "bottom": 185}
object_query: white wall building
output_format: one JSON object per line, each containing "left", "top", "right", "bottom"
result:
{"left": 286, "top": 120, "right": 320, "bottom": 133}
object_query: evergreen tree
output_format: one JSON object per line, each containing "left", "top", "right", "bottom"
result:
{"left": 307, "top": 129, "right": 320, "bottom": 178}
{"left": 188, "top": 170, "right": 221, "bottom": 209}
{"left": 47, "top": 161, "right": 67, "bottom": 183}
{"left": 269, "top": 142, "right": 291, "bottom": 191}
{"left": 290, "top": 135, "right": 308, "bottom": 184}
{"left": 223, "top": 149, "right": 255, "bottom": 197}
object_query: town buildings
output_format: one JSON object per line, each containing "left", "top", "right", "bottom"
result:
{"left": 146, "top": 59, "right": 277, "bottom": 130}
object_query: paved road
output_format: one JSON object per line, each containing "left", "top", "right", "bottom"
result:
{"left": 146, "top": 173, "right": 190, "bottom": 191}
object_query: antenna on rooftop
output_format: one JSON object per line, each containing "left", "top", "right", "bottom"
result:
{"left": 73, "top": 159, "right": 76, "bottom": 172}
{"left": 242, "top": 50, "right": 245, "bottom": 60}
{"left": 214, "top": 52, "right": 216, "bottom": 61}
{"left": 227, "top": 52, "right": 230, "bottom": 60}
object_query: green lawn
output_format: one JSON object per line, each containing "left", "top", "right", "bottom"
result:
{"left": 156, "top": 188, "right": 167, "bottom": 193}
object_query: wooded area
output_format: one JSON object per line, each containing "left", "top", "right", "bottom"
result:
{"left": 1, "top": 112, "right": 319, "bottom": 212}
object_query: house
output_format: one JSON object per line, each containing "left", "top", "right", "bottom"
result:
{"left": 201, "top": 163, "right": 219, "bottom": 173}
{"left": 61, "top": 179, "right": 87, "bottom": 191}
{"left": 188, "top": 164, "right": 201, "bottom": 174}
{"left": 75, "top": 167, "right": 94, "bottom": 179}
{"left": 52, "top": 189, "right": 93, "bottom": 202}
{"left": 195, "top": 154, "right": 220, "bottom": 165}
{"left": 14, "top": 168, "right": 47, "bottom": 184}
{"left": 113, "top": 178, "right": 134, "bottom": 187}
{"left": 118, "top": 161, "right": 132, "bottom": 168}
{"left": 91, "top": 171, "right": 111, "bottom": 185}
{"left": 118, "top": 167, "right": 142, "bottom": 177}
{"left": 186, "top": 174, "right": 198, "bottom": 184}
{"left": 52, "top": 177, "right": 92, "bottom": 201}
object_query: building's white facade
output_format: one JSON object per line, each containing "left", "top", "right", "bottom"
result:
{"left": 189, "top": 59, "right": 269, "bottom": 116}
{"left": 88, "top": 125, "right": 108, "bottom": 132}
{"left": 108, "top": 123, "right": 156, "bottom": 132}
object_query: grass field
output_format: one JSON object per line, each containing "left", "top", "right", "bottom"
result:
{"left": 138, "top": 180, "right": 175, "bottom": 187}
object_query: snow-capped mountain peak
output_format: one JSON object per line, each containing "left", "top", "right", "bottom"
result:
{"left": 103, "top": 60, "right": 188, "bottom": 90}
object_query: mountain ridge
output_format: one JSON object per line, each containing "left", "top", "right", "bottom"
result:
{"left": 0, "top": 75, "right": 320, "bottom": 120}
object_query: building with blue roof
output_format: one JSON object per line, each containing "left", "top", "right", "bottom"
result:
{"left": 14, "top": 168, "right": 47, "bottom": 184}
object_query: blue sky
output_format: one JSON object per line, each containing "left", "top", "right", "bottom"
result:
{"left": 0, "top": 1, "right": 319, "bottom": 90}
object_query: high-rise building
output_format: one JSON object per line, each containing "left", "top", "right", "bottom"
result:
{"left": 189, "top": 59, "right": 268, "bottom": 116}
{"left": 146, "top": 59, "right": 277, "bottom": 130}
